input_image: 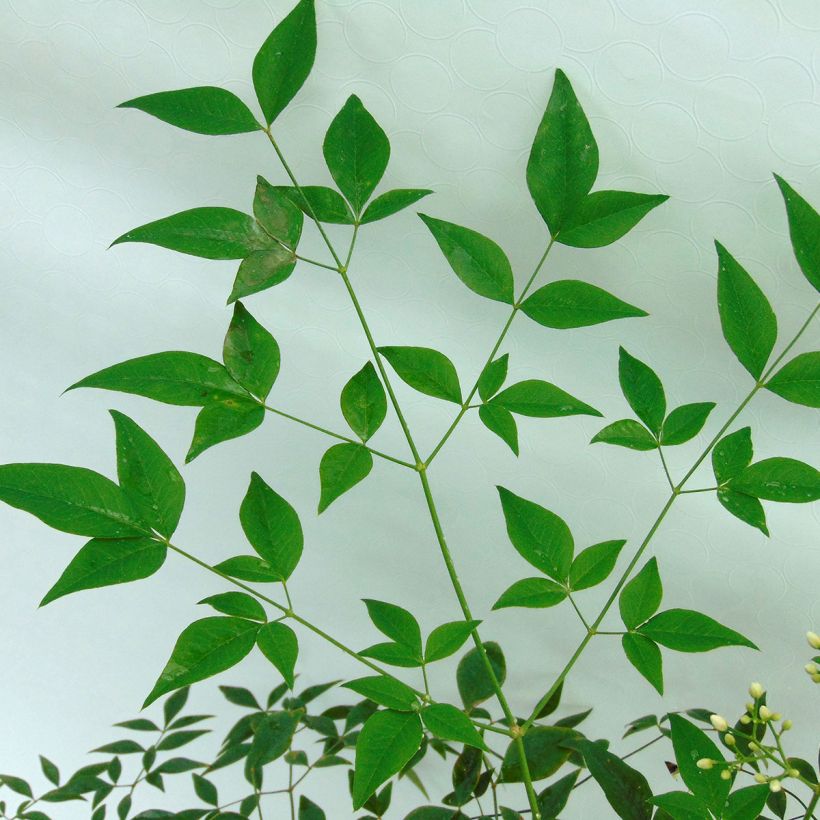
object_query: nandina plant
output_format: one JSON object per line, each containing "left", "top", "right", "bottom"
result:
{"left": 1, "top": 2, "right": 818, "bottom": 819}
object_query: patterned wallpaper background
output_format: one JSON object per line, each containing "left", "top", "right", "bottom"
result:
{"left": 1, "top": 0, "right": 819, "bottom": 816}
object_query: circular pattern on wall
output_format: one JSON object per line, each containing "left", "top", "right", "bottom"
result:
{"left": 695, "top": 76, "right": 765, "bottom": 141}
{"left": 421, "top": 113, "right": 482, "bottom": 172}
{"left": 390, "top": 54, "right": 453, "bottom": 113}
{"left": 768, "top": 101, "right": 820, "bottom": 165}
{"left": 594, "top": 41, "right": 664, "bottom": 106}
{"left": 495, "top": 8, "right": 563, "bottom": 72}
{"left": 631, "top": 102, "right": 698, "bottom": 163}
{"left": 450, "top": 28, "right": 512, "bottom": 90}
{"left": 659, "top": 13, "right": 730, "bottom": 80}
{"left": 344, "top": 2, "right": 407, "bottom": 63}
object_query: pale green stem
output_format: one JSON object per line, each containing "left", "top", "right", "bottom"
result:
{"left": 295, "top": 253, "right": 338, "bottom": 271}
{"left": 658, "top": 445, "right": 674, "bottom": 489}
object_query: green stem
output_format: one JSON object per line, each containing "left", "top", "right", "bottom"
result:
{"left": 295, "top": 253, "right": 338, "bottom": 271}
{"left": 567, "top": 593, "right": 590, "bottom": 631}
{"left": 658, "top": 446, "right": 674, "bottom": 489}
{"left": 804, "top": 790, "right": 819, "bottom": 820}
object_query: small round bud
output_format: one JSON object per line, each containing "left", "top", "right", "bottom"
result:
{"left": 710, "top": 714, "right": 729, "bottom": 732}
{"left": 812, "top": 673, "right": 820, "bottom": 683}
{"left": 745, "top": 701, "right": 755, "bottom": 712}
{"left": 788, "top": 768, "right": 800, "bottom": 778}
{"left": 748, "top": 741, "right": 758, "bottom": 752}
{"left": 724, "top": 734, "right": 736, "bottom": 746}
{"left": 696, "top": 758, "right": 714, "bottom": 770}
{"left": 806, "top": 663, "right": 819, "bottom": 675}
{"left": 720, "top": 769, "right": 732, "bottom": 781}
{"left": 740, "top": 715, "right": 752, "bottom": 725}
{"left": 782, "top": 719, "right": 793, "bottom": 730}
{"left": 759, "top": 705, "right": 773, "bottom": 721}
{"left": 807, "top": 631, "right": 820, "bottom": 650}
{"left": 749, "top": 681, "right": 765, "bottom": 699}
{"left": 754, "top": 773, "right": 768, "bottom": 784}
{"left": 771, "top": 712, "right": 782, "bottom": 721}
{"left": 769, "top": 779, "right": 782, "bottom": 793}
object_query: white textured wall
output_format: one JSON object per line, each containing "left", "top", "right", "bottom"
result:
{"left": 1, "top": 0, "right": 819, "bottom": 817}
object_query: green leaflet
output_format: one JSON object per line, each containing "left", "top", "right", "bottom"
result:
{"left": 318, "top": 442, "right": 373, "bottom": 512}
{"left": 591, "top": 419, "right": 657, "bottom": 450}
{"left": 499, "top": 726, "right": 574, "bottom": 782}
{"left": 187, "top": 398, "right": 265, "bottom": 462}
{"left": 477, "top": 354, "right": 509, "bottom": 401}
{"left": 521, "top": 280, "right": 647, "bottom": 329}
{"left": 618, "top": 347, "right": 666, "bottom": 435}
{"left": 223, "top": 302, "right": 280, "bottom": 400}
{"left": 712, "top": 427, "right": 753, "bottom": 484}
{"left": 214, "top": 555, "right": 282, "bottom": 582}
{"left": 0, "top": 463, "right": 147, "bottom": 538}
{"left": 419, "top": 214, "right": 514, "bottom": 304}
{"left": 198, "top": 591, "right": 266, "bottom": 622}
{"left": 660, "top": 402, "right": 715, "bottom": 445}
{"left": 144, "top": 616, "right": 259, "bottom": 706}
{"left": 569, "top": 539, "right": 625, "bottom": 590}
{"left": 424, "top": 620, "right": 480, "bottom": 663}
{"left": 421, "top": 703, "right": 486, "bottom": 750}
{"left": 246, "top": 710, "right": 299, "bottom": 775}
{"left": 724, "top": 785, "right": 769, "bottom": 820}
{"left": 253, "top": 176, "right": 303, "bottom": 250}
{"left": 192, "top": 773, "right": 218, "bottom": 806}
{"left": 492, "top": 577, "right": 567, "bottom": 610}
{"left": 717, "top": 487, "right": 769, "bottom": 535}
{"left": 378, "top": 345, "right": 462, "bottom": 404}
{"left": 342, "top": 676, "right": 418, "bottom": 711}
{"left": 340, "top": 362, "right": 387, "bottom": 442}
{"left": 638, "top": 608, "right": 757, "bottom": 652}
{"left": 766, "top": 351, "right": 820, "bottom": 408}
{"left": 715, "top": 241, "right": 777, "bottom": 380}
{"left": 527, "top": 69, "right": 598, "bottom": 234}
{"left": 323, "top": 95, "right": 389, "bottom": 215}
{"left": 556, "top": 191, "right": 668, "bottom": 248}
{"left": 536, "top": 770, "right": 579, "bottom": 818}
{"left": 651, "top": 792, "right": 710, "bottom": 820}
{"left": 252, "top": 0, "right": 316, "bottom": 126}
{"left": 730, "top": 456, "right": 820, "bottom": 502}
{"left": 229, "top": 246, "right": 298, "bottom": 302}
{"left": 621, "top": 633, "right": 663, "bottom": 695}
{"left": 478, "top": 404, "right": 519, "bottom": 455}
{"left": 41, "top": 537, "right": 166, "bottom": 606}
{"left": 361, "top": 189, "right": 433, "bottom": 224}
{"left": 299, "top": 796, "right": 326, "bottom": 820}
{"left": 491, "top": 380, "right": 601, "bottom": 418}
{"left": 359, "top": 641, "right": 422, "bottom": 668}
{"left": 619, "top": 557, "right": 663, "bottom": 629}
{"left": 774, "top": 174, "right": 820, "bottom": 292}
{"left": 118, "top": 87, "right": 261, "bottom": 135}
{"left": 352, "top": 709, "right": 423, "bottom": 809}
{"left": 456, "top": 641, "right": 506, "bottom": 710}
{"left": 363, "top": 599, "right": 422, "bottom": 656}
{"left": 497, "top": 486, "right": 574, "bottom": 581}
{"left": 239, "top": 472, "right": 303, "bottom": 580}
{"left": 256, "top": 621, "right": 298, "bottom": 688}
{"left": 277, "top": 185, "right": 356, "bottom": 224}
{"left": 110, "top": 410, "right": 185, "bottom": 538}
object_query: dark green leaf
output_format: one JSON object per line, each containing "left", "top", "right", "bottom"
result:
{"left": 213, "top": 555, "right": 281, "bottom": 583}
{"left": 787, "top": 756, "right": 818, "bottom": 785}
{"left": 424, "top": 620, "right": 480, "bottom": 664}
{"left": 557, "top": 191, "right": 668, "bottom": 248}
{"left": 163, "top": 687, "right": 189, "bottom": 725}
{"left": 186, "top": 399, "right": 265, "bottom": 463}
{"left": 318, "top": 443, "right": 373, "bottom": 512}
{"left": 156, "top": 730, "right": 208, "bottom": 751}
{"left": 619, "top": 557, "right": 663, "bottom": 629}
{"left": 774, "top": 174, "right": 820, "bottom": 292}
{"left": 323, "top": 95, "right": 389, "bottom": 214}
{"left": 118, "top": 87, "right": 260, "bottom": 136}
{"left": 716, "top": 488, "right": 769, "bottom": 535}
{"left": 276, "top": 185, "right": 355, "bottom": 224}
{"left": 724, "top": 784, "right": 769, "bottom": 820}
{"left": 223, "top": 302, "right": 280, "bottom": 400}
{"left": 93, "top": 739, "right": 144, "bottom": 754}
{"left": 363, "top": 599, "right": 422, "bottom": 655}
{"left": 712, "top": 427, "right": 753, "bottom": 484}
{"left": 537, "top": 770, "right": 579, "bottom": 818}
{"left": 246, "top": 711, "right": 299, "bottom": 771}
{"left": 352, "top": 710, "right": 423, "bottom": 809}
{"left": 144, "top": 617, "right": 259, "bottom": 706}
{"left": 154, "top": 758, "right": 204, "bottom": 775}
{"left": 198, "top": 592, "right": 265, "bottom": 622}
{"left": 378, "top": 346, "right": 462, "bottom": 404}
{"left": 1, "top": 774, "right": 33, "bottom": 797}
{"left": 361, "top": 189, "right": 432, "bottom": 224}
{"left": 421, "top": 704, "right": 485, "bottom": 750}
{"left": 570, "top": 539, "right": 625, "bottom": 591}
{"left": 456, "top": 642, "right": 505, "bottom": 710}
{"left": 252, "top": 0, "right": 316, "bottom": 125}
{"left": 477, "top": 354, "right": 509, "bottom": 402}
{"left": 229, "top": 246, "right": 297, "bottom": 302}
{"left": 298, "top": 795, "right": 326, "bottom": 820}
{"left": 639, "top": 609, "right": 757, "bottom": 652}
{"left": 499, "top": 727, "right": 574, "bottom": 782}
{"left": 478, "top": 404, "right": 518, "bottom": 455}
{"left": 256, "top": 621, "right": 298, "bottom": 688}
{"left": 765, "top": 351, "right": 820, "bottom": 408}
{"left": 419, "top": 214, "right": 514, "bottom": 304}
{"left": 343, "top": 676, "right": 417, "bottom": 711}
{"left": 668, "top": 714, "right": 729, "bottom": 814}
{"left": 660, "top": 403, "right": 715, "bottom": 446}
{"left": 767, "top": 788, "right": 787, "bottom": 819}
{"left": 618, "top": 348, "right": 666, "bottom": 435}
{"left": 192, "top": 775, "right": 217, "bottom": 806}
{"left": 591, "top": 419, "right": 657, "bottom": 451}
{"left": 491, "top": 379, "right": 601, "bottom": 418}
{"left": 340, "top": 362, "right": 387, "bottom": 442}
{"left": 622, "top": 634, "right": 663, "bottom": 695}
{"left": 715, "top": 241, "right": 777, "bottom": 380}
{"left": 41, "top": 537, "right": 165, "bottom": 606}
{"left": 497, "top": 486, "right": 574, "bottom": 581}
{"left": 39, "top": 756, "right": 60, "bottom": 786}
{"left": 521, "top": 279, "right": 647, "bottom": 329}
{"left": 492, "top": 577, "right": 566, "bottom": 610}
{"left": 240, "top": 472, "right": 303, "bottom": 580}
{"left": 254, "top": 175, "right": 303, "bottom": 250}
{"left": 219, "top": 684, "right": 260, "bottom": 709}
{"left": 534, "top": 681, "right": 563, "bottom": 720}
{"left": 651, "top": 792, "right": 710, "bottom": 820}
{"left": 527, "top": 69, "right": 597, "bottom": 234}
{"left": 359, "top": 642, "right": 422, "bottom": 668}
{"left": 731, "top": 457, "right": 820, "bottom": 502}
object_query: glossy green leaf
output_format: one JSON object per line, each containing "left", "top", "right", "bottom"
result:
{"left": 253, "top": 175, "right": 303, "bottom": 249}
{"left": 421, "top": 704, "right": 486, "bottom": 750}
{"left": 323, "top": 95, "right": 389, "bottom": 214}
{"left": 246, "top": 711, "right": 299, "bottom": 775}
{"left": 765, "top": 351, "right": 820, "bottom": 408}
{"left": 298, "top": 795, "right": 326, "bottom": 820}
{"left": 639, "top": 609, "right": 757, "bottom": 652}
{"left": 711, "top": 427, "right": 753, "bottom": 484}
{"left": 622, "top": 633, "right": 663, "bottom": 695}
{"left": 239, "top": 472, "right": 303, "bottom": 581}
{"left": 492, "top": 577, "right": 567, "bottom": 610}
{"left": 521, "top": 279, "right": 647, "bottom": 329}
{"left": 478, "top": 404, "right": 519, "bottom": 455}
{"left": 569, "top": 539, "right": 625, "bottom": 590}
{"left": 668, "top": 714, "right": 730, "bottom": 814}
{"left": 256, "top": 621, "right": 298, "bottom": 688}
{"left": 497, "top": 486, "right": 574, "bottom": 581}
{"left": 491, "top": 379, "right": 601, "bottom": 418}
{"left": 477, "top": 354, "right": 509, "bottom": 401}
{"left": 343, "top": 676, "right": 417, "bottom": 711}
{"left": 223, "top": 302, "right": 280, "bottom": 400}
{"left": 41, "top": 537, "right": 165, "bottom": 606}
{"left": 660, "top": 402, "right": 715, "bottom": 445}
{"left": 187, "top": 398, "right": 265, "bottom": 463}
{"left": 0, "top": 774, "right": 33, "bottom": 797}
{"left": 774, "top": 174, "right": 820, "bottom": 292}
{"left": 527, "top": 69, "right": 597, "bottom": 234}
{"left": 419, "top": 214, "right": 514, "bottom": 304}
{"left": 198, "top": 591, "right": 265, "bottom": 622}
{"left": 213, "top": 555, "right": 281, "bottom": 583}
{"left": 0, "top": 463, "right": 146, "bottom": 537}
{"left": 717, "top": 488, "right": 769, "bottom": 536}
{"left": 229, "top": 246, "right": 297, "bottom": 302}
{"left": 537, "top": 770, "right": 579, "bottom": 819}
{"left": 39, "top": 756, "right": 60, "bottom": 786}
{"left": 499, "top": 727, "right": 574, "bottom": 782}
{"left": 252, "top": 0, "right": 316, "bottom": 125}
{"left": 359, "top": 641, "right": 422, "bottom": 668}
{"left": 557, "top": 191, "right": 668, "bottom": 248}
{"left": 378, "top": 346, "right": 462, "bottom": 404}
{"left": 618, "top": 347, "right": 666, "bottom": 434}
{"left": 276, "top": 185, "right": 355, "bottom": 224}
{"left": 192, "top": 773, "right": 218, "bottom": 806}
{"left": 340, "top": 362, "right": 387, "bottom": 442}
{"left": 361, "top": 189, "right": 432, "bottom": 224}
{"left": 619, "top": 557, "right": 662, "bottom": 629}
{"left": 715, "top": 241, "right": 777, "bottom": 379}
{"left": 110, "top": 411, "right": 185, "bottom": 538}
{"left": 352, "top": 710, "right": 423, "bottom": 809}
{"left": 363, "top": 599, "right": 422, "bottom": 655}
{"left": 590, "top": 419, "right": 657, "bottom": 450}
{"left": 144, "top": 617, "right": 259, "bottom": 706}
{"left": 424, "top": 620, "right": 480, "bottom": 664}
{"left": 456, "top": 641, "right": 505, "bottom": 710}
{"left": 651, "top": 792, "right": 710, "bottom": 820}
{"left": 70, "top": 351, "right": 248, "bottom": 407}
{"left": 730, "top": 457, "right": 820, "bottom": 502}
{"left": 318, "top": 443, "right": 373, "bottom": 512}
{"left": 724, "top": 785, "right": 769, "bottom": 820}
{"left": 118, "top": 87, "right": 260, "bottom": 135}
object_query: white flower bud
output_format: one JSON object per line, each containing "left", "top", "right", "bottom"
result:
{"left": 745, "top": 701, "right": 755, "bottom": 712}
{"left": 749, "top": 682, "right": 765, "bottom": 699}
{"left": 782, "top": 719, "right": 793, "bottom": 731}
{"left": 806, "top": 663, "right": 819, "bottom": 675}
{"left": 807, "top": 631, "right": 820, "bottom": 650}
{"left": 769, "top": 779, "right": 782, "bottom": 793}
{"left": 696, "top": 758, "right": 714, "bottom": 770}
{"left": 788, "top": 768, "right": 800, "bottom": 778}
{"left": 740, "top": 715, "right": 752, "bottom": 725}
{"left": 720, "top": 769, "right": 732, "bottom": 780}
{"left": 754, "top": 773, "right": 767, "bottom": 784}
{"left": 812, "top": 673, "right": 820, "bottom": 683}
{"left": 710, "top": 714, "right": 729, "bottom": 732}
{"left": 759, "top": 705, "right": 773, "bottom": 721}
{"left": 724, "top": 734, "right": 736, "bottom": 746}
{"left": 771, "top": 712, "right": 782, "bottom": 721}
{"left": 748, "top": 741, "right": 758, "bottom": 751}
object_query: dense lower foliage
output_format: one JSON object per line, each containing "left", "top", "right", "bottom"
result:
{"left": 1, "top": 2, "right": 819, "bottom": 818}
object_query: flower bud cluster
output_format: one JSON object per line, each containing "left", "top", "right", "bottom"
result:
{"left": 805, "top": 632, "right": 820, "bottom": 682}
